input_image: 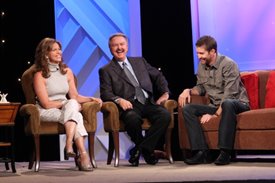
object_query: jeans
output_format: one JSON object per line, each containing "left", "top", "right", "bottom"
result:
{"left": 182, "top": 99, "right": 250, "bottom": 150}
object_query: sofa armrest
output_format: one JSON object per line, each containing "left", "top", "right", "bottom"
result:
{"left": 19, "top": 104, "right": 40, "bottom": 135}
{"left": 190, "top": 95, "right": 210, "bottom": 105}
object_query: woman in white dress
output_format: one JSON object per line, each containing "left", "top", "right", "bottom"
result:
{"left": 33, "top": 37, "right": 102, "bottom": 171}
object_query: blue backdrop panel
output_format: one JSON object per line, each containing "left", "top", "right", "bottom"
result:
{"left": 54, "top": 0, "right": 141, "bottom": 160}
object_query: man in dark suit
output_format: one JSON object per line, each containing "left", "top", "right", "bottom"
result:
{"left": 99, "top": 32, "right": 171, "bottom": 166}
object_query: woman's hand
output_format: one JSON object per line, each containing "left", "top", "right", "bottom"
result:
{"left": 91, "top": 97, "right": 103, "bottom": 107}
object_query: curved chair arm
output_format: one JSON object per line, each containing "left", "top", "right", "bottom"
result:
{"left": 81, "top": 101, "right": 101, "bottom": 168}
{"left": 161, "top": 99, "right": 178, "bottom": 129}
{"left": 19, "top": 104, "right": 40, "bottom": 135}
{"left": 101, "top": 100, "right": 178, "bottom": 132}
{"left": 100, "top": 101, "right": 120, "bottom": 132}
{"left": 81, "top": 101, "right": 101, "bottom": 132}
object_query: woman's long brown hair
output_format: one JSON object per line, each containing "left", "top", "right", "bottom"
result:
{"left": 34, "top": 37, "right": 68, "bottom": 78}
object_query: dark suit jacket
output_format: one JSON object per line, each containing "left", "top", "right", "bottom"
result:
{"left": 99, "top": 57, "right": 169, "bottom": 103}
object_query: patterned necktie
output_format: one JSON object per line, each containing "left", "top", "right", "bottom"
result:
{"left": 122, "top": 62, "right": 146, "bottom": 104}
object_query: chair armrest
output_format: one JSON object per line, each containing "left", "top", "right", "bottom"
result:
{"left": 81, "top": 101, "right": 101, "bottom": 132}
{"left": 161, "top": 99, "right": 178, "bottom": 129}
{"left": 19, "top": 104, "right": 40, "bottom": 135}
{"left": 101, "top": 100, "right": 178, "bottom": 132}
{"left": 101, "top": 101, "right": 120, "bottom": 132}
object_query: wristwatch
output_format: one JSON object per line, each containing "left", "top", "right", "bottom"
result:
{"left": 114, "top": 98, "right": 121, "bottom": 104}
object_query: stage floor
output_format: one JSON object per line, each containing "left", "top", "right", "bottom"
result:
{"left": 1, "top": 156, "right": 275, "bottom": 183}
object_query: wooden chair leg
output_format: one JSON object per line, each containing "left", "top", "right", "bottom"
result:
{"left": 10, "top": 160, "right": 16, "bottom": 173}
{"left": 72, "top": 143, "right": 78, "bottom": 168}
{"left": 165, "top": 128, "right": 173, "bottom": 164}
{"left": 88, "top": 132, "right": 97, "bottom": 168}
{"left": 10, "top": 126, "right": 16, "bottom": 173}
{"left": 112, "top": 131, "right": 119, "bottom": 167}
{"left": 28, "top": 149, "right": 35, "bottom": 169}
{"left": 34, "top": 135, "right": 40, "bottom": 172}
{"left": 5, "top": 162, "right": 9, "bottom": 170}
{"left": 107, "top": 133, "right": 114, "bottom": 165}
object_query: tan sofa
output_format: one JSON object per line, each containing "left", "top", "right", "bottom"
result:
{"left": 178, "top": 70, "right": 275, "bottom": 158}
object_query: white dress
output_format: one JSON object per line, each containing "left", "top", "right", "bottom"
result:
{"left": 36, "top": 63, "right": 88, "bottom": 139}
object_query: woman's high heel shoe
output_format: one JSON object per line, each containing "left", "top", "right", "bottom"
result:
{"left": 77, "top": 151, "right": 93, "bottom": 171}
{"left": 64, "top": 148, "right": 76, "bottom": 160}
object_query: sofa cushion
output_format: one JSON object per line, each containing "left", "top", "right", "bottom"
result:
{"left": 202, "top": 108, "right": 275, "bottom": 131}
{"left": 241, "top": 72, "right": 259, "bottom": 109}
{"left": 201, "top": 117, "right": 220, "bottom": 131}
{"left": 236, "top": 108, "right": 275, "bottom": 130}
{"left": 265, "top": 71, "right": 275, "bottom": 108}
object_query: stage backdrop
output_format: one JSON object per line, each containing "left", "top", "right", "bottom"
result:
{"left": 191, "top": 0, "right": 275, "bottom": 73}
{"left": 54, "top": 0, "right": 142, "bottom": 160}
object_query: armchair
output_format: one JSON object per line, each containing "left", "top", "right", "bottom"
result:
{"left": 101, "top": 99, "right": 178, "bottom": 167}
{"left": 20, "top": 64, "right": 101, "bottom": 172}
